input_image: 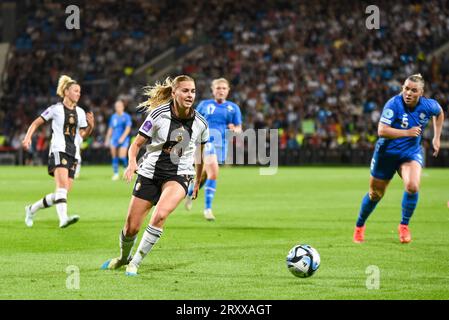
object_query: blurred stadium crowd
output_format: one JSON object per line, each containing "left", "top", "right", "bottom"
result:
{"left": 0, "top": 0, "right": 448, "bottom": 162}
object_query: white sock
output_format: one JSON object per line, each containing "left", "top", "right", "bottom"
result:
{"left": 30, "top": 193, "right": 55, "bottom": 214}
{"left": 130, "top": 225, "right": 163, "bottom": 267}
{"left": 55, "top": 188, "right": 68, "bottom": 226}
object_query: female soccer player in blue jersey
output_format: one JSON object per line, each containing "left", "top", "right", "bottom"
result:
{"left": 105, "top": 99, "right": 132, "bottom": 180}
{"left": 353, "top": 74, "right": 444, "bottom": 244}
{"left": 184, "top": 78, "right": 242, "bottom": 221}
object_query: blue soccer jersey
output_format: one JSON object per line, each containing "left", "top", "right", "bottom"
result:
{"left": 196, "top": 99, "right": 242, "bottom": 163}
{"left": 109, "top": 112, "right": 132, "bottom": 147}
{"left": 371, "top": 94, "right": 442, "bottom": 179}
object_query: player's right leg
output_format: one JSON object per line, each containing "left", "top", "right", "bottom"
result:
{"left": 25, "top": 193, "right": 56, "bottom": 227}
{"left": 110, "top": 145, "right": 119, "bottom": 180}
{"left": 354, "top": 176, "right": 389, "bottom": 243}
{"left": 101, "top": 195, "right": 153, "bottom": 270}
{"left": 126, "top": 179, "right": 186, "bottom": 276}
{"left": 354, "top": 154, "right": 394, "bottom": 243}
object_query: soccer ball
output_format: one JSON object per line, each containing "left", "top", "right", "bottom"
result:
{"left": 286, "top": 244, "right": 320, "bottom": 278}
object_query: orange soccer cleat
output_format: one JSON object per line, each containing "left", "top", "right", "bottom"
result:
{"left": 398, "top": 224, "right": 412, "bottom": 243}
{"left": 353, "top": 225, "right": 366, "bottom": 243}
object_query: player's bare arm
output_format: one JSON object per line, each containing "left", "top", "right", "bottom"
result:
{"left": 80, "top": 112, "right": 95, "bottom": 139}
{"left": 22, "top": 116, "right": 46, "bottom": 150}
{"left": 124, "top": 134, "right": 147, "bottom": 182}
{"left": 378, "top": 122, "right": 421, "bottom": 139}
{"left": 432, "top": 107, "right": 444, "bottom": 157}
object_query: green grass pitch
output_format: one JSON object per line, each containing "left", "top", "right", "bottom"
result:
{"left": 0, "top": 166, "right": 448, "bottom": 300}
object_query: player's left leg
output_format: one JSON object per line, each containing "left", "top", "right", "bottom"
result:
{"left": 203, "top": 154, "right": 219, "bottom": 221}
{"left": 54, "top": 168, "right": 79, "bottom": 228}
{"left": 397, "top": 161, "right": 422, "bottom": 243}
{"left": 126, "top": 180, "right": 186, "bottom": 276}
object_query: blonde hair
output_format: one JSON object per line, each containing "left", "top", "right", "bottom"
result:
{"left": 56, "top": 75, "right": 78, "bottom": 98}
{"left": 406, "top": 73, "right": 425, "bottom": 90}
{"left": 211, "top": 77, "right": 230, "bottom": 89}
{"left": 138, "top": 75, "right": 194, "bottom": 113}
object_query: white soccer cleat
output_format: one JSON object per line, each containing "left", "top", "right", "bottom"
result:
{"left": 112, "top": 174, "right": 120, "bottom": 181}
{"left": 184, "top": 195, "right": 193, "bottom": 211}
{"left": 204, "top": 209, "right": 215, "bottom": 221}
{"left": 100, "top": 257, "right": 129, "bottom": 270}
{"left": 125, "top": 262, "right": 138, "bottom": 276}
{"left": 60, "top": 215, "right": 80, "bottom": 228}
{"left": 25, "top": 205, "right": 34, "bottom": 227}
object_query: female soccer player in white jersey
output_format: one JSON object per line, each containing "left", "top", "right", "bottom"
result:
{"left": 353, "top": 74, "right": 444, "bottom": 244}
{"left": 101, "top": 75, "right": 209, "bottom": 276}
{"left": 22, "top": 75, "right": 95, "bottom": 228}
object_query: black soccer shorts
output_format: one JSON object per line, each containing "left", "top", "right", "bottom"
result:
{"left": 132, "top": 174, "right": 193, "bottom": 205}
{"left": 48, "top": 152, "right": 78, "bottom": 179}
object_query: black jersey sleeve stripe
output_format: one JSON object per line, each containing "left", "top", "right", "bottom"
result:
{"left": 150, "top": 105, "right": 171, "bottom": 119}
{"left": 138, "top": 131, "right": 151, "bottom": 140}
{"left": 40, "top": 115, "right": 48, "bottom": 122}
{"left": 79, "top": 126, "right": 88, "bottom": 129}
{"left": 195, "top": 111, "right": 208, "bottom": 128}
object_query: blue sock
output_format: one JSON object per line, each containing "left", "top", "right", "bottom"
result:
{"left": 120, "top": 157, "right": 128, "bottom": 168}
{"left": 401, "top": 191, "right": 418, "bottom": 225}
{"left": 356, "top": 193, "right": 380, "bottom": 227}
{"left": 112, "top": 157, "right": 119, "bottom": 174}
{"left": 204, "top": 179, "right": 217, "bottom": 210}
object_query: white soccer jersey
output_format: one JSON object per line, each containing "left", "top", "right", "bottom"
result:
{"left": 137, "top": 103, "right": 209, "bottom": 179}
{"left": 40, "top": 102, "right": 88, "bottom": 158}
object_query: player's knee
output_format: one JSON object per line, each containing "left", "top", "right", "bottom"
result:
{"left": 123, "top": 224, "right": 139, "bottom": 237}
{"left": 405, "top": 182, "right": 419, "bottom": 194}
{"left": 369, "top": 190, "right": 383, "bottom": 201}
{"left": 207, "top": 172, "right": 218, "bottom": 180}
{"left": 151, "top": 214, "right": 167, "bottom": 227}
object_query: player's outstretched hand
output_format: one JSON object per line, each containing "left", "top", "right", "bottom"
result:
{"left": 432, "top": 137, "right": 440, "bottom": 157}
{"left": 123, "top": 163, "right": 137, "bottom": 183}
{"left": 191, "top": 183, "right": 200, "bottom": 200}
{"left": 407, "top": 126, "right": 421, "bottom": 137}
{"left": 22, "top": 137, "right": 31, "bottom": 150}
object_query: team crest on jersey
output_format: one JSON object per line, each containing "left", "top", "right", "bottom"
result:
{"left": 227, "top": 105, "right": 234, "bottom": 112}
{"left": 175, "top": 126, "right": 185, "bottom": 142}
{"left": 69, "top": 115, "right": 75, "bottom": 124}
{"left": 419, "top": 113, "right": 427, "bottom": 123}
{"left": 382, "top": 109, "right": 394, "bottom": 119}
